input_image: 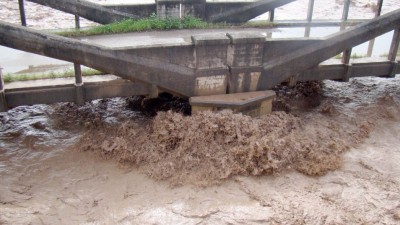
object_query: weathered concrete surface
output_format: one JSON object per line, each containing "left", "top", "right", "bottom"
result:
{"left": 105, "top": 4, "right": 156, "bottom": 18}
{"left": 0, "top": 21, "right": 196, "bottom": 96}
{"left": 5, "top": 79, "right": 149, "bottom": 108}
{"left": 257, "top": 8, "right": 400, "bottom": 90}
{"left": 206, "top": 0, "right": 296, "bottom": 23}
{"left": 1, "top": 8, "right": 399, "bottom": 104}
{"left": 192, "top": 34, "right": 230, "bottom": 96}
{"left": 227, "top": 33, "right": 265, "bottom": 93}
{"left": 190, "top": 90, "right": 275, "bottom": 116}
{"left": 157, "top": 0, "right": 206, "bottom": 19}
{"left": 27, "top": 0, "right": 139, "bottom": 24}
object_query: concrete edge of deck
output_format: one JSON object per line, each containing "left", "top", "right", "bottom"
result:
{"left": 190, "top": 90, "right": 275, "bottom": 116}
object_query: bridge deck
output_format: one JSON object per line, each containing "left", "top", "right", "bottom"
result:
{"left": 1, "top": 8, "right": 400, "bottom": 111}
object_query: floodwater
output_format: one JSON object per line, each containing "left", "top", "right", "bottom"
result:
{"left": 1, "top": 77, "right": 400, "bottom": 224}
{"left": 1, "top": 0, "right": 400, "bottom": 224}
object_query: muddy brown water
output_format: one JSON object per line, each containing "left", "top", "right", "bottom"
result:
{"left": 1, "top": 77, "right": 400, "bottom": 224}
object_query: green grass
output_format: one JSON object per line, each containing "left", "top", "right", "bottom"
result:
{"left": 57, "top": 14, "right": 212, "bottom": 37}
{"left": 3, "top": 68, "right": 104, "bottom": 83}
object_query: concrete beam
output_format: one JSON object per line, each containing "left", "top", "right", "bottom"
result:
{"left": 27, "top": 0, "right": 139, "bottom": 24}
{"left": 190, "top": 90, "right": 275, "bottom": 117}
{"left": 206, "top": 0, "right": 296, "bottom": 23}
{"left": 105, "top": 4, "right": 156, "bottom": 19}
{"left": 257, "top": 8, "right": 400, "bottom": 90}
{"left": 0, "top": 21, "right": 196, "bottom": 96}
{"left": 298, "top": 61, "right": 394, "bottom": 81}
{"left": 5, "top": 79, "right": 150, "bottom": 108}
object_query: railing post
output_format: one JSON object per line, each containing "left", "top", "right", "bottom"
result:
{"left": 0, "top": 66, "right": 7, "bottom": 112}
{"left": 388, "top": 28, "right": 400, "bottom": 61}
{"left": 18, "top": 0, "right": 27, "bottom": 26}
{"left": 367, "top": 39, "right": 375, "bottom": 57}
{"left": 341, "top": 48, "right": 352, "bottom": 82}
{"left": 307, "top": 0, "right": 314, "bottom": 22}
{"left": 269, "top": 9, "right": 274, "bottom": 22}
{"left": 74, "top": 63, "right": 85, "bottom": 105}
{"left": 367, "top": 0, "right": 384, "bottom": 57}
{"left": 388, "top": 27, "right": 400, "bottom": 78}
{"left": 375, "top": 0, "right": 383, "bottom": 17}
{"left": 75, "top": 15, "right": 80, "bottom": 29}
{"left": 342, "top": 0, "right": 351, "bottom": 21}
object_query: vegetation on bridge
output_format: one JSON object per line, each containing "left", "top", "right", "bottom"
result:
{"left": 58, "top": 14, "right": 212, "bottom": 37}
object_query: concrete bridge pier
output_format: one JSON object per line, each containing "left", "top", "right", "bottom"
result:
{"left": 191, "top": 34, "right": 230, "bottom": 96}
{"left": 227, "top": 33, "right": 265, "bottom": 93}
{"left": 190, "top": 33, "right": 276, "bottom": 116}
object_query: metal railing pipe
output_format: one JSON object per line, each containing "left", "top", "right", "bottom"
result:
{"left": 342, "top": 0, "right": 351, "bottom": 21}
{"left": 375, "top": 0, "right": 383, "bottom": 17}
{"left": 18, "top": 0, "right": 27, "bottom": 26}
{"left": 307, "top": 0, "right": 314, "bottom": 22}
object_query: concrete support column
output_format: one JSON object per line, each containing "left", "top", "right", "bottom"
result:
{"left": 191, "top": 34, "right": 230, "bottom": 96}
{"left": 226, "top": 33, "right": 265, "bottom": 93}
{"left": 390, "top": 61, "right": 398, "bottom": 78}
{"left": 18, "top": 0, "right": 27, "bottom": 26}
{"left": 75, "top": 15, "right": 80, "bottom": 29}
{"left": 74, "top": 63, "right": 85, "bottom": 105}
{"left": 388, "top": 27, "right": 400, "bottom": 62}
{"left": 149, "top": 84, "right": 159, "bottom": 98}
{"left": 0, "top": 66, "right": 7, "bottom": 112}
{"left": 388, "top": 27, "right": 400, "bottom": 78}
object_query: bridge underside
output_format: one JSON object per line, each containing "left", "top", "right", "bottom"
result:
{"left": 2, "top": 60, "right": 398, "bottom": 110}
{"left": 0, "top": 8, "right": 399, "bottom": 111}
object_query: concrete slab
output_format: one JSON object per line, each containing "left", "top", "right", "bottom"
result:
{"left": 190, "top": 90, "right": 275, "bottom": 116}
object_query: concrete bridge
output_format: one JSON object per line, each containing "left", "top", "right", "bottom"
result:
{"left": 1, "top": 1, "right": 399, "bottom": 114}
